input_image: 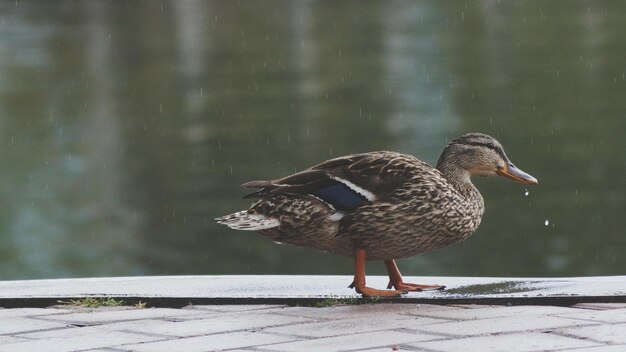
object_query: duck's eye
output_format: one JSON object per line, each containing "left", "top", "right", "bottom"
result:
{"left": 249, "top": 208, "right": 257, "bottom": 214}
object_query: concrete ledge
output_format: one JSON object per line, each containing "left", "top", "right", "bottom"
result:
{"left": 0, "top": 275, "right": 624, "bottom": 308}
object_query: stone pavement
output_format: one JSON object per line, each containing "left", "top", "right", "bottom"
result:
{"left": 1, "top": 302, "right": 625, "bottom": 351}
{"left": 0, "top": 275, "right": 624, "bottom": 351}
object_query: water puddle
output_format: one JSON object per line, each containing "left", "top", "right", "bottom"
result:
{"left": 443, "top": 281, "right": 544, "bottom": 296}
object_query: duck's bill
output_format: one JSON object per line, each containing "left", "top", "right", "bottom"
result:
{"left": 496, "top": 163, "right": 538, "bottom": 185}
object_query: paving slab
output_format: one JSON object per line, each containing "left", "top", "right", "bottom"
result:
{"left": 0, "top": 307, "right": 72, "bottom": 317}
{"left": 413, "top": 315, "right": 595, "bottom": 336}
{"left": 355, "top": 349, "right": 415, "bottom": 352}
{"left": 408, "top": 304, "right": 590, "bottom": 320}
{"left": 272, "top": 303, "right": 464, "bottom": 320}
{"left": 0, "top": 330, "right": 164, "bottom": 352}
{"left": 0, "top": 316, "right": 71, "bottom": 335}
{"left": 185, "top": 304, "right": 288, "bottom": 312}
{"left": 257, "top": 330, "right": 438, "bottom": 352}
{"left": 558, "top": 323, "right": 626, "bottom": 344}
{"left": 556, "top": 308, "right": 626, "bottom": 323}
{"left": 563, "top": 346, "right": 626, "bottom": 352}
{"left": 263, "top": 313, "right": 446, "bottom": 338}
{"left": 409, "top": 332, "right": 601, "bottom": 352}
{"left": 109, "top": 312, "right": 313, "bottom": 338}
{"left": 35, "top": 307, "right": 204, "bottom": 325}
{"left": 0, "top": 275, "right": 624, "bottom": 307}
{"left": 0, "top": 336, "right": 28, "bottom": 345}
{"left": 120, "top": 331, "right": 299, "bottom": 352}
{"left": 18, "top": 323, "right": 168, "bottom": 339}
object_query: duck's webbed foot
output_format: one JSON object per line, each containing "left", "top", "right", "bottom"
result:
{"left": 384, "top": 259, "right": 446, "bottom": 292}
{"left": 386, "top": 281, "right": 445, "bottom": 291}
{"left": 350, "top": 248, "right": 406, "bottom": 297}
{"left": 348, "top": 280, "right": 405, "bottom": 297}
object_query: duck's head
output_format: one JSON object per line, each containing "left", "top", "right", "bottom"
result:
{"left": 437, "top": 133, "right": 538, "bottom": 185}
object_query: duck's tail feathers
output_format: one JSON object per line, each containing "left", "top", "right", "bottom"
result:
{"left": 215, "top": 211, "right": 280, "bottom": 231}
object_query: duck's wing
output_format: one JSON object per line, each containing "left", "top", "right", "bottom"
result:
{"left": 243, "top": 152, "right": 419, "bottom": 211}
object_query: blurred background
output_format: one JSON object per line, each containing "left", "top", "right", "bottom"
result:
{"left": 0, "top": 0, "right": 624, "bottom": 280}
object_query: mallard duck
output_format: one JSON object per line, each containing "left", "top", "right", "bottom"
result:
{"left": 216, "top": 133, "right": 538, "bottom": 297}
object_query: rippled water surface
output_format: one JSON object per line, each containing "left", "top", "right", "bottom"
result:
{"left": 1, "top": 1, "right": 624, "bottom": 280}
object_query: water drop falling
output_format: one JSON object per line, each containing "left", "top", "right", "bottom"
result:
{"left": 544, "top": 219, "right": 550, "bottom": 226}
{"left": 524, "top": 189, "right": 529, "bottom": 196}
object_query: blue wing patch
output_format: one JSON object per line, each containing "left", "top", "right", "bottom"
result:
{"left": 313, "top": 180, "right": 369, "bottom": 211}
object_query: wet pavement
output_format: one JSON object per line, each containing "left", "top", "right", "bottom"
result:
{"left": 1, "top": 275, "right": 624, "bottom": 307}
{"left": 0, "top": 276, "right": 624, "bottom": 351}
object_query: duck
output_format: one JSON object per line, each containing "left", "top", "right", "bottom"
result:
{"left": 216, "top": 133, "right": 538, "bottom": 297}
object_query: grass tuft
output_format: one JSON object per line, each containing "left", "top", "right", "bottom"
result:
{"left": 58, "top": 297, "right": 126, "bottom": 308}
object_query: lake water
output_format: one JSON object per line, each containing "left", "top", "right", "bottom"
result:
{"left": 1, "top": 1, "right": 624, "bottom": 280}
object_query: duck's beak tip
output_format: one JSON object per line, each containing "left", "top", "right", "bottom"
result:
{"left": 496, "top": 163, "right": 538, "bottom": 185}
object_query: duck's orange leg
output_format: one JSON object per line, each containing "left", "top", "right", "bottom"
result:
{"left": 349, "top": 248, "right": 405, "bottom": 297}
{"left": 384, "top": 259, "right": 445, "bottom": 291}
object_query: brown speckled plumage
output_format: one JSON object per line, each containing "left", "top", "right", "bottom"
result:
{"left": 216, "top": 133, "right": 538, "bottom": 296}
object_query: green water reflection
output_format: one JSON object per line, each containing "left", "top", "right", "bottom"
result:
{"left": 0, "top": 1, "right": 624, "bottom": 280}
